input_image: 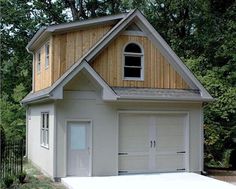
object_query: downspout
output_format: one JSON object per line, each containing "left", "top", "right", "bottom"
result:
{"left": 26, "top": 47, "right": 35, "bottom": 92}
{"left": 25, "top": 106, "right": 29, "bottom": 159}
{"left": 25, "top": 46, "right": 34, "bottom": 161}
{"left": 53, "top": 100, "right": 58, "bottom": 181}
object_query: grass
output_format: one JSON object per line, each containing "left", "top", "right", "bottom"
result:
{"left": 1, "top": 162, "right": 66, "bottom": 189}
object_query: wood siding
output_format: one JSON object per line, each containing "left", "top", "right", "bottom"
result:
{"left": 52, "top": 25, "right": 112, "bottom": 84}
{"left": 92, "top": 35, "right": 189, "bottom": 89}
{"left": 34, "top": 25, "right": 112, "bottom": 91}
{"left": 34, "top": 38, "right": 52, "bottom": 91}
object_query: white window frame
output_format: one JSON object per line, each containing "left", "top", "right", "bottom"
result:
{"left": 45, "top": 42, "right": 50, "bottom": 69}
{"left": 123, "top": 42, "right": 144, "bottom": 81}
{"left": 41, "top": 112, "right": 49, "bottom": 148}
{"left": 37, "top": 49, "right": 41, "bottom": 73}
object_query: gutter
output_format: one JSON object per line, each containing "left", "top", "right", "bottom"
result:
{"left": 116, "top": 96, "right": 214, "bottom": 102}
{"left": 26, "top": 27, "right": 47, "bottom": 52}
{"left": 21, "top": 94, "right": 51, "bottom": 106}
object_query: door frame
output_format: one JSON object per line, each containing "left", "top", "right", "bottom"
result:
{"left": 65, "top": 119, "right": 93, "bottom": 176}
{"left": 117, "top": 110, "right": 190, "bottom": 174}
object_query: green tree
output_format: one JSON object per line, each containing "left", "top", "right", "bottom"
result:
{"left": 1, "top": 0, "right": 235, "bottom": 167}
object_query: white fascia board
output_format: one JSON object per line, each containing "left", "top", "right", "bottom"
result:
{"left": 50, "top": 61, "right": 117, "bottom": 101}
{"left": 47, "top": 13, "right": 126, "bottom": 32}
{"left": 26, "top": 13, "right": 126, "bottom": 52}
{"left": 26, "top": 27, "right": 47, "bottom": 52}
{"left": 133, "top": 11, "right": 213, "bottom": 100}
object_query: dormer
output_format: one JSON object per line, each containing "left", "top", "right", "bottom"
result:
{"left": 22, "top": 10, "right": 212, "bottom": 105}
{"left": 27, "top": 14, "right": 125, "bottom": 92}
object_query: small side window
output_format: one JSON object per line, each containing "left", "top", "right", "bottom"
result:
{"left": 123, "top": 43, "right": 144, "bottom": 80}
{"left": 37, "top": 50, "right": 41, "bottom": 73}
{"left": 41, "top": 112, "right": 49, "bottom": 148}
{"left": 45, "top": 43, "right": 50, "bottom": 69}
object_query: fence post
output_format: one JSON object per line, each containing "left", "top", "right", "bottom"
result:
{"left": 21, "top": 139, "right": 23, "bottom": 173}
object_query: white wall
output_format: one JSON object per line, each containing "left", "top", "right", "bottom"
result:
{"left": 27, "top": 103, "right": 55, "bottom": 178}
{"left": 55, "top": 71, "right": 203, "bottom": 177}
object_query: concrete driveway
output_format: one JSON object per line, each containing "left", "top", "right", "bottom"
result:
{"left": 61, "top": 173, "right": 236, "bottom": 189}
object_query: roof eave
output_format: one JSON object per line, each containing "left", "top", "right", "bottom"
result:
{"left": 21, "top": 94, "right": 52, "bottom": 106}
{"left": 26, "top": 13, "right": 127, "bottom": 52}
{"left": 117, "top": 96, "right": 214, "bottom": 102}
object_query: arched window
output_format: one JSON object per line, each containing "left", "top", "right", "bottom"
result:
{"left": 123, "top": 43, "right": 144, "bottom": 80}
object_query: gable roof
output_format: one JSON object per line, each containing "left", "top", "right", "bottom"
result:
{"left": 22, "top": 9, "right": 213, "bottom": 105}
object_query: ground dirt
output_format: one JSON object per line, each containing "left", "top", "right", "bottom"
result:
{"left": 207, "top": 169, "right": 236, "bottom": 185}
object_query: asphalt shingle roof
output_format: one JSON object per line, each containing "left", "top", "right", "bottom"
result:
{"left": 113, "top": 87, "right": 201, "bottom": 100}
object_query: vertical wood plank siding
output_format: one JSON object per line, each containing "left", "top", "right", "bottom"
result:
{"left": 92, "top": 35, "right": 189, "bottom": 89}
{"left": 52, "top": 25, "right": 112, "bottom": 84}
{"left": 34, "top": 38, "right": 53, "bottom": 91}
{"left": 34, "top": 25, "right": 112, "bottom": 91}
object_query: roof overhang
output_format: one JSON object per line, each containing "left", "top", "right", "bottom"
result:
{"left": 113, "top": 87, "right": 213, "bottom": 102}
{"left": 26, "top": 13, "right": 126, "bottom": 52}
{"left": 21, "top": 61, "right": 118, "bottom": 105}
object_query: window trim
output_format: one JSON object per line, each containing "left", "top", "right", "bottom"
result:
{"left": 45, "top": 42, "right": 50, "bottom": 69}
{"left": 37, "top": 49, "right": 41, "bottom": 74}
{"left": 123, "top": 42, "right": 144, "bottom": 81}
{"left": 41, "top": 112, "right": 49, "bottom": 149}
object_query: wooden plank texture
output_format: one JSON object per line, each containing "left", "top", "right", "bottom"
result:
{"left": 34, "top": 24, "right": 112, "bottom": 91}
{"left": 91, "top": 35, "right": 189, "bottom": 89}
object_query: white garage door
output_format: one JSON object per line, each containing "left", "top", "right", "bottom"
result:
{"left": 119, "top": 113, "right": 188, "bottom": 174}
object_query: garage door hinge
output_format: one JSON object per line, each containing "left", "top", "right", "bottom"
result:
{"left": 176, "top": 168, "right": 186, "bottom": 171}
{"left": 177, "top": 151, "right": 186, "bottom": 154}
{"left": 118, "top": 152, "right": 128, "bottom": 155}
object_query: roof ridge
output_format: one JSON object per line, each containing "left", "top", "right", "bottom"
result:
{"left": 48, "top": 12, "right": 128, "bottom": 29}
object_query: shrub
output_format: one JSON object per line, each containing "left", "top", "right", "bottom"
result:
{"left": 18, "top": 171, "right": 27, "bottom": 184}
{"left": 3, "top": 175, "right": 14, "bottom": 188}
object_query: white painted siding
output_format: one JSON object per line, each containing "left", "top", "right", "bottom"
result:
{"left": 54, "top": 72, "right": 203, "bottom": 177}
{"left": 27, "top": 103, "right": 55, "bottom": 178}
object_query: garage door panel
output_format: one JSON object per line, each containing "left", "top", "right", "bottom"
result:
{"left": 157, "top": 115, "right": 185, "bottom": 126}
{"left": 155, "top": 154, "right": 185, "bottom": 172}
{"left": 156, "top": 126, "right": 184, "bottom": 136}
{"left": 120, "top": 114, "right": 149, "bottom": 126}
{"left": 120, "top": 138, "right": 149, "bottom": 152}
{"left": 119, "top": 155, "right": 149, "bottom": 171}
{"left": 157, "top": 137, "right": 185, "bottom": 152}
{"left": 119, "top": 114, "right": 149, "bottom": 153}
{"left": 119, "top": 113, "right": 187, "bottom": 174}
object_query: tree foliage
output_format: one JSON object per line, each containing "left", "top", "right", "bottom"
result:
{"left": 1, "top": 0, "right": 235, "bottom": 167}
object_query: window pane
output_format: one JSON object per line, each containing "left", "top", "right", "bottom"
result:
{"left": 125, "top": 43, "right": 141, "bottom": 53}
{"left": 46, "top": 114, "right": 49, "bottom": 129}
{"left": 41, "top": 129, "right": 44, "bottom": 144}
{"left": 46, "top": 44, "right": 50, "bottom": 55}
{"left": 70, "top": 126, "right": 86, "bottom": 150}
{"left": 38, "top": 52, "right": 41, "bottom": 61}
{"left": 45, "top": 57, "right": 49, "bottom": 67}
{"left": 124, "top": 67, "right": 141, "bottom": 78}
{"left": 42, "top": 114, "right": 45, "bottom": 128}
{"left": 125, "top": 56, "right": 141, "bottom": 66}
{"left": 46, "top": 130, "right": 48, "bottom": 146}
{"left": 45, "top": 44, "right": 49, "bottom": 68}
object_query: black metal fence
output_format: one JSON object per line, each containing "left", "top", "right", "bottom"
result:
{"left": 0, "top": 139, "right": 25, "bottom": 179}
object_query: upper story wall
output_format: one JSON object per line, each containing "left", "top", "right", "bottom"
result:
{"left": 33, "top": 24, "right": 190, "bottom": 92}
{"left": 91, "top": 35, "right": 190, "bottom": 89}
{"left": 33, "top": 24, "right": 112, "bottom": 92}
{"left": 34, "top": 39, "right": 53, "bottom": 91}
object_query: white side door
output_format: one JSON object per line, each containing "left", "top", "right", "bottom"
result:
{"left": 67, "top": 121, "right": 91, "bottom": 176}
